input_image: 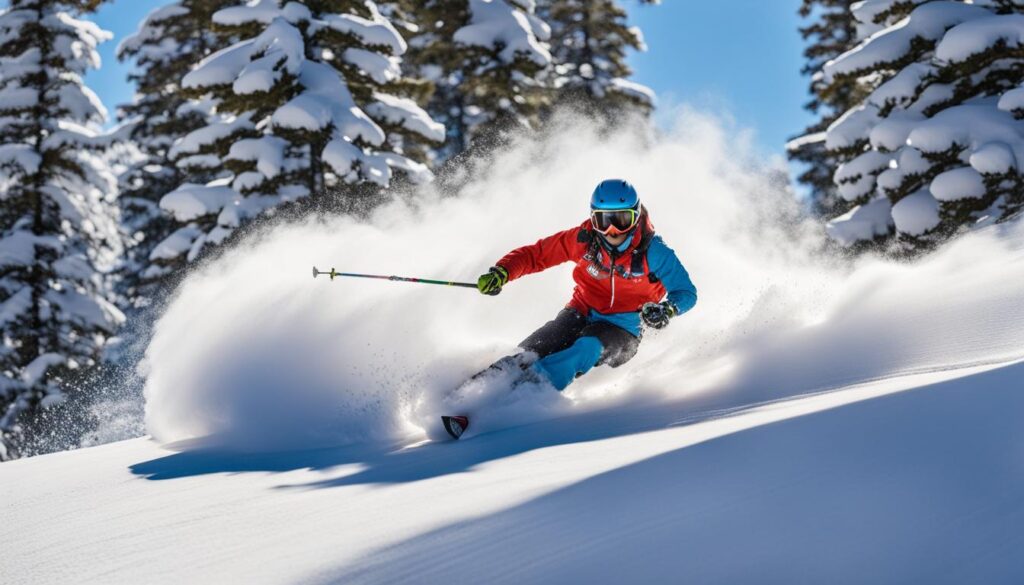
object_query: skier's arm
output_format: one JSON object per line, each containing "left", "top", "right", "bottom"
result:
{"left": 495, "top": 227, "right": 580, "bottom": 281}
{"left": 647, "top": 236, "right": 697, "bottom": 315}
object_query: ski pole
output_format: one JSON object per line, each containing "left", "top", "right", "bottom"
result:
{"left": 312, "top": 266, "right": 477, "bottom": 289}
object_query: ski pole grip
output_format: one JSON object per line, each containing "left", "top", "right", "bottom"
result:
{"left": 312, "top": 267, "right": 338, "bottom": 280}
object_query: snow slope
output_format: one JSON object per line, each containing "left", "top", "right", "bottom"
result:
{"left": 3, "top": 362, "right": 1024, "bottom": 584}
{"left": 5, "top": 111, "right": 1024, "bottom": 583}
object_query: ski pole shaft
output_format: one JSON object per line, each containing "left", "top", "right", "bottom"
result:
{"left": 312, "top": 266, "right": 477, "bottom": 289}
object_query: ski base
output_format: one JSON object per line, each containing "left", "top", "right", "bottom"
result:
{"left": 441, "top": 415, "right": 469, "bottom": 440}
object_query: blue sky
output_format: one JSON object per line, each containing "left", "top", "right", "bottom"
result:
{"left": 84, "top": 0, "right": 815, "bottom": 156}
{"left": 628, "top": 0, "right": 814, "bottom": 154}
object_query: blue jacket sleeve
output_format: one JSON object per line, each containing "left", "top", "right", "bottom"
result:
{"left": 646, "top": 236, "right": 697, "bottom": 315}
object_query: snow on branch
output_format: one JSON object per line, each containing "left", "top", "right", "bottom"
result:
{"left": 455, "top": 0, "right": 552, "bottom": 67}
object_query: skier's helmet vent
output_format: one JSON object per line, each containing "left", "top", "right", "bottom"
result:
{"left": 591, "top": 179, "right": 640, "bottom": 211}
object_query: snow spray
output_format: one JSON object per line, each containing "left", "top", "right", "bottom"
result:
{"left": 141, "top": 108, "right": 1024, "bottom": 450}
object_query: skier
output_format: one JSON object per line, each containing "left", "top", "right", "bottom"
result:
{"left": 442, "top": 179, "right": 698, "bottom": 439}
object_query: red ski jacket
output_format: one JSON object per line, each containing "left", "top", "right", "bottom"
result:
{"left": 495, "top": 212, "right": 697, "bottom": 319}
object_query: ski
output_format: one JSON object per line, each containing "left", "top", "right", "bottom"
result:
{"left": 441, "top": 415, "right": 469, "bottom": 440}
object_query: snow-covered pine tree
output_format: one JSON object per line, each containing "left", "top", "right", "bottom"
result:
{"left": 153, "top": 0, "right": 443, "bottom": 268}
{"left": 401, "top": 0, "right": 552, "bottom": 162}
{"left": 788, "top": 0, "right": 865, "bottom": 217}
{"left": 115, "top": 1, "right": 238, "bottom": 298}
{"left": 0, "top": 0, "right": 124, "bottom": 460}
{"left": 822, "top": 0, "right": 1024, "bottom": 251}
{"left": 371, "top": 1, "right": 438, "bottom": 168}
{"left": 537, "top": 0, "right": 655, "bottom": 122}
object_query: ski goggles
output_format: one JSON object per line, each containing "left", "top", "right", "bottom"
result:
{"left": 590, "top": 207, "right": 640, "bottom": 235}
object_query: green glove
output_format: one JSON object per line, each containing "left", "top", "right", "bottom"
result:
{"left": 477, "top": 266, "right": 509, "bottom": 296}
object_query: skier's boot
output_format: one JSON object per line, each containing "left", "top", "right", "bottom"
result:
{"left": 442, "top": 354, "right": 546, "bottom": 440}
{"left": 465, "top": 352, "right": 536, "bottom": 384}
{"left": 510, "top": 360, "right": 546, "bottom": 389}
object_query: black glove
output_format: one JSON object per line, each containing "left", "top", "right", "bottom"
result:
{"left": 641, "top": 301, "right": 677, "bottom": 329}
{"left": 477, "top": 266, "right": 509, "bottom": 296}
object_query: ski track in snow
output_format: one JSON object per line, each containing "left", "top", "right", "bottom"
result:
{"left": 5, "top": 111, "right": 1024, "bottom": 583}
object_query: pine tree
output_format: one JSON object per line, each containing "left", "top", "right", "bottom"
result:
{"left": 115, "top": 0, "right": 238, "bottom": 300}
{"left": 151, "top": 0, "right": 444, "bottom": 269}
{"left": 821, "top": 0, "right": 1024, "bottom": 251}
{"left": 0, "top": 0, "right": 124, "bottom": 460}
{"left": 538, "top": 0, "right": 655, "bottom": 122}
{"left": 401, "top": 0, "right": 552, "bottom": 163}
{"left": 788, "top": 0, "right": 864, "bottom": 217}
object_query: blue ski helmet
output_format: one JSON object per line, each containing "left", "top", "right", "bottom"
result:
{"left": 591, "top": 179, "right": 639, "bottom": 211}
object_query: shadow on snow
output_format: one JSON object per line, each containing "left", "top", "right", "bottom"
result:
{"left": 315, "top": 361, "right": 1024, "bottom": 585}
{"left": 129, "top": 392, "right": 729, "bottom": 484}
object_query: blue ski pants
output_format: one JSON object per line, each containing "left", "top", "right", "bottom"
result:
{"left": 518, "top": 308, "right": 640, "bottom": 390}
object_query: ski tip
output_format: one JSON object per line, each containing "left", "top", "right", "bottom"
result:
{"left": 441, "top": 415, "right": 469, "bottom": 440}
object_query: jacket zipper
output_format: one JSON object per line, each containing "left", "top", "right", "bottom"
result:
{"left": 609, "top": 260, "right": 616, "bottom": 309}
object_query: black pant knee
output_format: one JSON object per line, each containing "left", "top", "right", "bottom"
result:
{"left": 518, "top": 308, "right": 586, "bottom": 358}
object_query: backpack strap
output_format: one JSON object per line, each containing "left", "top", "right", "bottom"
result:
{"left": 578, "top": 225, "right": 610, "bottom": 274}
{"left": 630, "top": 208, "right": 656, "bottom": 278}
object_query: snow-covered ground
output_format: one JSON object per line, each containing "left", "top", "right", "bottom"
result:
{"left": 4, "top": 361, "right": 1024, "bottom": 584}
{"left": 4, "top": 112, "right": 1024, "bottom": 583}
